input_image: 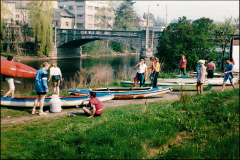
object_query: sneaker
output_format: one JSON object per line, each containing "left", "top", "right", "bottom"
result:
{"left": 39, "top": 112, "right": 47, "bottom": 116}
{"left": 32, "top": 109, "right": 36, "bottom": 115}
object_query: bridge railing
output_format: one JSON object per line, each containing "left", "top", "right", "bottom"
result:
{"left": 57, "top": 29, "right": 142, "bottom": 37}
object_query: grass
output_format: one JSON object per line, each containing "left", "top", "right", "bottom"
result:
{"left": 1, "top": 89, "right": 239, "bottom": 159}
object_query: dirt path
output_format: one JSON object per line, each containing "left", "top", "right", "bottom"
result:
{"left": 1, "top": 85, "right": 238, "bottom": 126}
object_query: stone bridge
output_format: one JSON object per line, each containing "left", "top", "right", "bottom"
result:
{"left": 53, "top": 29, "right": 162, "bottom": 58}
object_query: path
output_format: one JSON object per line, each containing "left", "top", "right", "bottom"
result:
{"left": 1, "top": 84, "right": 238, "bottom": 126}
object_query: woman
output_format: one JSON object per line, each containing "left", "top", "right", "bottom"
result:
{"left": 48, "top": 62, "right": 62, "bottom": 95}
{"left": 3, "top": 56, "right": 15, "bottom": 97}
{"left": 152, "top": 57, "right": 160, "bottom": 88}
{"left": 32, "top": 62, "right": 50, "bottom": 116}
{"left": 133, "top": 57, "right": 148, "bottom": 87}
{"left": 196, "top": 60, "right": 206, "bottom": 94}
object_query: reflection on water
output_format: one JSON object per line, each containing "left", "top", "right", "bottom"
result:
{"left": 1, "top": 54, "right": 140, "bottom": 95}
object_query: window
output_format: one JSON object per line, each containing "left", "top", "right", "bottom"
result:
{"left": 77, "top": 23, "right": 83, "bottom": 28}
{"left": 87, "top": 15, "right": 93, "bottom": 19}
{"left": 77, "top": 6, "right": 83, "bottom": 10}
{"left": 94, "top": 24, "right": 99, "bottom": 27}
{"left": 59, "top": 6, "right": 63, "bottom": 9}
{"left": 88, "top": 24, "right": 92, "bottom": 28}
{"left": 107, "top": 17, "right": 111, "bottom": 20}
{"left": 69, "top": 6, "right": 73, "bottom": 10}
{"left": 88, "top": 6, "right": 93, "bottom": 10}
{"left": 66, "top": 22, "right": 68, "bottom": 26}
{"left": 56, "top": 21, "right": 58, "bottom": 26}
{"left": 16, "top": 14, "right": 19, "bottom": 18}
{"left": 77, "top": 15, "right": 83, "bottom": 19}
{"left": 107, "top": 8, "right": 111, "bottom": 12}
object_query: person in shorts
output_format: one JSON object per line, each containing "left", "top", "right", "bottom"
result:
{"left": 133, "top": 57, "right": 148, "bottom": 87}
{"left": 48, "top": 62, "right": 63, "bottom": 95}
{"left": 32, "top": 62, "right": 50, "bottom": 116}
{"left": 222, "top": 58, "right": 235, "bottom": 91}
{"left": 81, "top": 92, "right": 103, "bottom": 118}
{"left": 196, "top": 60, "right": 206, "bottom": 94}
{"left": 3, "top": 56, "right": 15, "bottom": 98}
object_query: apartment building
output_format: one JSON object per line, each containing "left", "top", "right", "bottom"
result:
{"left": 52, "top": 8, "right": 75, "bottom": 29}
{"left": 57, "top": 0, "right": 115, "bottom": 30}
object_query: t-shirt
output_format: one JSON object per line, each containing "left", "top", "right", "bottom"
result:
{"left": 151, "top": 61, "right": 155, "bottom": 73}
{"left": 179, "top": 58, "right": 187, "bottom": 68}
{"left": 154, "top": 62, "right": 160, "bottom": 72}
{"left": 137, "top": 64, "right": 147, "bottom": 73}
{"left": 207, "top": 62, "right": 216, "bottom": 71}
{"left": 89, "top": 97, "right": 103, "bottom": 114}
{"left": 50, "top": 67, "right": 62, "bottom": 76}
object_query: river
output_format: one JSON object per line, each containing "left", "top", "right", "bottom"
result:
{"left": 1, "top": 53, "right": 141, "bottom": 95}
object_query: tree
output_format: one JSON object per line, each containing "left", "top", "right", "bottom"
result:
{"left": 28, "top": 1, "right": 53, "bottom": 56}
{"left": 157, "top": 16, "right": 215, "bottom": 72}
{"left": 94, "top": 1, "right": 115, "bottom": 30}
{"left": 113, "top": 0, "right": 138, "bottom": 31}
{"left": 214, "top": 16, "right": 239, "bottom": 70}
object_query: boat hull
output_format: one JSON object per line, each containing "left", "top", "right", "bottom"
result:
{"left": 120, "top": 81, "right": 212, "bottom": 91}
{"left": 0, "top": 94, "right": 114, "bottom": 107}
{"left": 1, "top": 60, "right": 37, "bottom": 78}
{"left": 68, "top": 87, "right": 173, "bottom": 99}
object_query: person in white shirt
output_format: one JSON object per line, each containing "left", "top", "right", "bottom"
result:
{"left": 133, "top": 57, "right": 148, "bottom": 87}
{"left": 196, "top": 60, "right": 206, "bottom": 94}
{"left": 48, "top": 62, "right": 62, "bottom": 95}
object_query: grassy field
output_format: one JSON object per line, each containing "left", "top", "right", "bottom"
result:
{"left": 1, "top": 89, "right": 239, "bottom": 159}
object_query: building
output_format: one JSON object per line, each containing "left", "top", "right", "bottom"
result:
{"left": 52, "top": 8, "right": 75, "bottom": 29}
{"left": 136, "top": 15, "right": 154, "bottom": 28}
{"left": 57, "top": 0, "right": 115, "bottom": 30}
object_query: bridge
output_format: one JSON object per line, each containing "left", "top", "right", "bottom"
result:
{"left": 52, "top": 28, "right": 162, "bottom": 58}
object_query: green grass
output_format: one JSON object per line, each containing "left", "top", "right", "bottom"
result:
{"left": 1, "top": 89, "right": 239, "bottom": 159}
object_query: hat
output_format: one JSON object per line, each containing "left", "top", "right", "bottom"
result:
{"left": 198, "top": 60, "right": 204, "bottom": 64}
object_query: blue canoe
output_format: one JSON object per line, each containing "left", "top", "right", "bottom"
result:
{"left": 0, "top": 94, "right": 114, "bottom": 107}
{"left": 68, "top": 87, "right": 173, "bottom": 99}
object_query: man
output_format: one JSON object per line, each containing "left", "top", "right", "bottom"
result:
{"left": 206, "top": 59, "right": 216, "bottom": 78}
{"left": 133, "top": 57, "right": 148, "bottom": 87}
{"left": 222, "top": 58, "right": 235, "bottom": 91}
{"left": 3, "top": 56, "right": 15, "bottom": 97}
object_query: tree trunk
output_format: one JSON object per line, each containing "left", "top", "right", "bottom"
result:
{"left": 34, "top": 32, "right": 38, "bottom": 55}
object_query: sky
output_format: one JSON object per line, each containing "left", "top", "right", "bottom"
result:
{"left": 133, "top": 1, "right": 239, "bottom": 23}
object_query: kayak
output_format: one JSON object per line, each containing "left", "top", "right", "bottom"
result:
{"left": 120, "top": 81, "right": 212, "bottom": 91}
{"left": 1, "top": 60, "right": 37, "bottom": 78}
{"left": 158, "top": 78, "right": 239, "bottom": 86}
{"left": 0, "top": 93, "right": 114, "bottom": 107}
{"left": 68, "top": 87, "right": 173, "bottom": 99}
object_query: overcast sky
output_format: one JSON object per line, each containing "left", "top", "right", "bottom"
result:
{"left": 133, "top": 1, "right": 239, "bottom": 23}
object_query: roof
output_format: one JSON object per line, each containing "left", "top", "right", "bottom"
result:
{"left": 53, "top": 8, "right": 75, "bottom": 18}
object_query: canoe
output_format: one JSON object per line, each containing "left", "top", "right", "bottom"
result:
{"left": 173, "top": 75, "right": 193, "bottom": 78}
{"left": 158, "top": 78, "right": 239, "bottom": 86}
{"left": 189, "top": 72, "right": 224, "bottom": 78}
{"left": 0, "top": 93, "right": 114, "bottom": 107}
{"left": 120, "top": 81, "right": 212, "bottom": 91}
{"left": 68, "top": 87, "right": 173, "bottom": 99}
{"left": 1, "top": 60, "right": 37, "bottom": 78}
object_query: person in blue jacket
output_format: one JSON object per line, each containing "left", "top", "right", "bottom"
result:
{"left": 32, "top": 62, "right": 50, "bottom": 116}
{"left": 222, "top": 58, "right": 235, "bottom": 91}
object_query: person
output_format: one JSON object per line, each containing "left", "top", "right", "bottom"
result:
{"left": 196, "top": 58, "right": 208, "bottom": 78}
{"left": 196, "top": 60, "right": 206, "bottom": 94}
{"left": 81, "top": 91, "right": 103, "bottom": 118}
{"left": 179, "top": 55, "right": 187, "bottom": 75}
{"left": 32, "top": 62, "right": 50, "bottom": 116}
{"left": 230, "top": 57, "right": 234, "bottom": 65}
{"left": 206, "top": 59, "right": 216, "bottom": 78}
{"left": 149, "top": 57, "right": 155, "bottom": 86}
{"left": 3, "top": 56, "right": 15, "bottom": 97}
{"left": 48, "top": 62, "right": 63, "bottom": 95}
{"left": 133, "top": 57, "right": 148, "bottom": 87}
{"left": 222, "top": 58, "right": 235, "bottom": 91}
{"left": 152, "top": 57, "right": 160, "bottom": 88}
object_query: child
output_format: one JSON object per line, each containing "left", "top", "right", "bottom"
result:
{"left": 81, "top": 91, "right": 103, "bottom": 118}
{"left": 196, "top": 60, "right": 206, "bottom": 94}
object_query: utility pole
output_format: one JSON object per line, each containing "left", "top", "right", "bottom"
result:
{"left": 165, "top": 5, "right": 168, "bottom": 28}
{"left": 74, "top": 6, "right": 77, "bottom": 29}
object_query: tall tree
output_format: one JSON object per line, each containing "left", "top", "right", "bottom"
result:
{"left": 28, "top": 1, "right": 52, "bottom": 56}
{"left": 113, "top": 0, "right": 138, "bottom": 31}
{"left": 214, "top": 16, "right": 239, "bottom": 70}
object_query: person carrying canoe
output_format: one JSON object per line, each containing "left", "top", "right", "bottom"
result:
{"left": 32, "top": 62, "right": 50, "bottom": 116}
{"left": 152, "top": 57, "right": 160, "bottom": 88}
{"left": 179, "top": 55, "right": 187, "bottom": 75}
{"left": 48, "top": 62, "right": 63, "bottom": 95}
{"left": 81, "top": 91, "right": 103, "bottom": 118}
{"left": 196, "top": 60, "right": 206, "bottom": 94}
{"left": 222, "top": 58, "right": 235, "bottom": 91}
{"left": 3, "top": 56, "right": 15, "bottom": 98}
{"left": 133, "top": 57, "right": 148, "bottom": 87}
{"left": 149, "top": 57, "right": 155, "bottom": 86}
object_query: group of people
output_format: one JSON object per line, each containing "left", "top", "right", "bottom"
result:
{"left": 178, "top": 55, "right": 235, "bottom": 94}
{"left": 132, "top": 57, "right": 160, "bottom": 88}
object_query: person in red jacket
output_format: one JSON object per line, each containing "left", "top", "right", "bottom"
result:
{"left": 179, "top": 55, "right": 187, "bottom": 75}
{"left": 81, "top": 91, "right": 103, "bottom": 118}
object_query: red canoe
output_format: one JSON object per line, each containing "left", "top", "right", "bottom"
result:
{"left": 1, "top": 60, "right": 37, "bottom": 78}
